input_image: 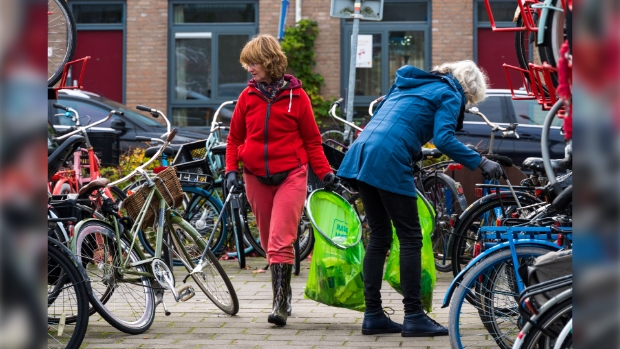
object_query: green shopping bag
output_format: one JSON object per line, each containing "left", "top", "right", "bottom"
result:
{"left": 383, "top": 191, "right": 437, "bottom": 313}
{"left": 304, "top": 189, "right": 366, "bottom": 312}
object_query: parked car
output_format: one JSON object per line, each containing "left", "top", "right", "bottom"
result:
{"left": 456, "top": 89, "right": 567, "bottom": 169}
{"left": 48, "top": 89, "right": 218, "bottom": 152}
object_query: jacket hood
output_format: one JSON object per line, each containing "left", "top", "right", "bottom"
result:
{"left": 247, "top": 74, "right": 302, "bottom": 90}
{"left": 394, "top": 65, "right": 468, "bottom": 131}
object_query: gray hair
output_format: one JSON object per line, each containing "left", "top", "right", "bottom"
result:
{"left": 433, "top": 60, "right": 489, "bottom": 105}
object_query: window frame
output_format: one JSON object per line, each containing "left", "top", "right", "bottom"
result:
{"left": 70, "top": 0, "right": 127, "bottom": 103}
{"left": 340, "top": 0, "right": 432, "bottom": 120}
{"left": 473, "top": 0, "right": 516, "bottom": 63}
{"left": 167, "top": 0, "right": 257, "bottom": 127}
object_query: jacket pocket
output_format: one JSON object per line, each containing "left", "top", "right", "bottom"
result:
{"left": 237, "top": 143, "right": 246, "bottom": 161}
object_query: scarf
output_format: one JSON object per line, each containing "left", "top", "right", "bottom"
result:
{"left": 256, "top": 77, "right": 287, "bottom": 101}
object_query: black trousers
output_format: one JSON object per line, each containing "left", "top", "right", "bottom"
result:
{"left": 357, "top": 180, "right": 423, "bottom": 314}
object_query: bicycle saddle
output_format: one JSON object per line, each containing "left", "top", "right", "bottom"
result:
{"left": 145, "top": 145, "right": 178, "bottom": 158}
{"left": 211, "top": 143, "right": 227, "bottom": 156}
{"left": 522, "top": 157, "right": 566, "bottom": 173}
{"left": 48, "top": 135, "right": 85, "bottom": 182}
{"left": 422, "top": 148, "right": 443, "bottom": 159}
{"left": 78, "top": 178, "right": 109, "bottom": 197}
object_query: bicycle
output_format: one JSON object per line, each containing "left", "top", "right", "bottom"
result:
{"left": 47, "top": 237, "right": 90, "bottom": 349}
{"left": 442, "top": 96, "right": 572, "bottom": 349}
{"left": 71, "top": 104, "right": 239, "bottom": 335}
{"left": 48, "top": 0, "right": 77, "bottom": 87}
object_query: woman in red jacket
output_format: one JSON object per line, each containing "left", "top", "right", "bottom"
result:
{"left": 225, "top": 34, "right": 337, "bottom": 326}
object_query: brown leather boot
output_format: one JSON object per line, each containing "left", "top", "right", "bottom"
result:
{"left": 268, "top": 263, "right": 292, "bottom": 325}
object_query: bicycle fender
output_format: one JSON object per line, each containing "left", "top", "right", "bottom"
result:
{"left": 441, "top": 239, "right": 560, "bottom": 308}
{"left": 445, "top": 190, "right": 541, "bottom": 263}
{"left": 436, "top": 172, "right": 468, "bottom": 212}
{"left": 536, "top": 0, "right": 564, "bottom": 45}
{"left": 52, "top": 178, "right": 71, "bottom": 195}
{"left": 71, "top": 218, "right": 116, "bottom": 252}
{"left": 49, "top": 236, "right": 93, "bottom": 297}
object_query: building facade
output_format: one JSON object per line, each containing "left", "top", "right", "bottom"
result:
{"left": 68, "top": 0, "right": 520, "bottom": 128}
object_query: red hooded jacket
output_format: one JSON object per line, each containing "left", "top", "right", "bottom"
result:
{"left": 225, "top": 75, "right": 332, "bottom": 180}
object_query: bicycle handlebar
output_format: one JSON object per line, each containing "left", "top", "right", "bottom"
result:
{"left": 368, "top": 96, "right": 384, "bottom": 116}
{"left": 53, "top": 109, "right": 120, "bottom": 142}
{"left": 166, "top": 128, "right": 178, "bottom": 143}
{"left": 210, "top": 100, "right": 237, "bottom": 133}
{"left": 53, "top": 103, "right": 68, "bottom": 111}
{"left": 466, "top": 107, "right": 520, "bottom": 139}
{"left": 135, "top": 105, "right": 171, "bottom": 135}
{"left": 329, "top": 101, "right": 363, "bottom": 132}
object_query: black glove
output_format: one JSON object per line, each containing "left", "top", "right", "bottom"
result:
{"left": 322, "top": 173, "right": 339, "bottom": 191}
{"left": 478, "top": 157, "right": 503, "bottom": 179}
{"left": 226, "top": 172, "right": 242, "bottom": 192}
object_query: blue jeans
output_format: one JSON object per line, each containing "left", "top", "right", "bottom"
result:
{"left": 357, "top": 180, "right": 423, "bottom": 314}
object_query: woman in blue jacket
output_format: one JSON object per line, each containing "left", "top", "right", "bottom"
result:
{"left": 337, "top": 60, "right": 502, "bottom": 337}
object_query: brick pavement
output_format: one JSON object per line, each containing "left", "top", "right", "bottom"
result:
{"left": 81, "top": 257, "right": 454, "bottom": 349}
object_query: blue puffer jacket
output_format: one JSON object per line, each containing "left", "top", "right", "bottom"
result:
{"left": 337, "top": 65, "right": 482, "bottom": 197}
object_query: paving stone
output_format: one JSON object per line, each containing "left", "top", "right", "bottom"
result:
{"left": 79, "top": 257, "right": 458, "bottom": 348}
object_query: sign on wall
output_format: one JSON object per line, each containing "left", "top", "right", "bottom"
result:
{"left": 356, "top": 34, "right": 373, "bottom": 68}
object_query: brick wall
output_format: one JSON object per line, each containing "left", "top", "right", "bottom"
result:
{"left": 125, "top": 0, "right": 168, "bottom": 114}
{"left": 431, "top": 0, "right": 474, "bottom": 67}
{"left": 259, "top": 0, "right": 341, "bottom": 99}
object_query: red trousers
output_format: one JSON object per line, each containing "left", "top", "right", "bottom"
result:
{"left": 244, "top": 165, "right": 308, "bottom": 265}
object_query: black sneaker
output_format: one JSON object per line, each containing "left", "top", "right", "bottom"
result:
{"left": 361, "top": 308, "right": 402, "bottom": 335}
{"left": 402, "top": 312, "right": 449, "bottom": 337}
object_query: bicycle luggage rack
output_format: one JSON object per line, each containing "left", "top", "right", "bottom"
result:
{"left": 53, "top": 56, "right": 91, "bottom": 90}
{"left": 503, "top": 63, "right": 538, "bottom": 100}
{"left": 503, "top": 63, "right": 562, "bottom": 111}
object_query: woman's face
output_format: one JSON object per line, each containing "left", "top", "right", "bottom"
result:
{"left": 247, "top": 62, "right": 271, "bottom": 83}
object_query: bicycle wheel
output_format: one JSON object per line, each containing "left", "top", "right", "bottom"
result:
{"left": 168, "top": 218, "right": 239, "bottom": 315}
{"left": 515, "top": 14, "right": 541, "bottom": 72}
{"left": 297, "top": 211, "right": 315, "bottom": 261}
{"left": 48, "top": 242, "right": 89, "bottom": 349}
{"left": 138, "top": 186, "right": 226, "bottom": 262}
{"left": 423, "top": 175, "right": 464, "bottom": 272}
{"left": 321, "top": 129, "right": 345, "bottom": 143}
{"left": 241, "top": 198, "right": 265, "bottom": 257}
{"left": 448, "top": 246, "right": 557, "bottom": 349}
{"left": 538, "top": 0, "right": 566, "bottom": 70}
{"left": 74, "top": 220, "right": 156, "bottom": 334}
{"left": 231, "top": 206, "right": 246, "bottom": 269}
{"left": 48, "top": 0, "right": 77, "bottom": 87}
{"left": 451, "top": 195, "right": 542, "bottom": 277}
{"left": 521, "top": 298, "right": 572, "bottom": 349}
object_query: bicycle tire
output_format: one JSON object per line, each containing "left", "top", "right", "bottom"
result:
{"left": 297, "top": 211, "right": 315, "bottom": 261}
{"left": 521, "top": 298, "right": 572, "bottom": 349}
{"left": 538, "top": 0, "right": 566, "bottom": 71}
{"left": 74, "top": 220, "right": 156, "bottom": 334}
{"left": 448, "top": 246, "right": 557, "bottom": 349}
{"left": 321, "top": 129, "right": 345, "bottom": 144}
{"left": 241, "top": 198, "right": 265, "bottom": 257}
{"left": 48, "top": 0, "right": 77, "bottom": 87}
{"left": 451, "top": 195, "right": 542, "bottom": 277}
{"left": 168, "top": 218, "right": 239, "bottom": 315}
{"left": 422, "top": 174, "right": 465, "bottom": 273}
{"left": 48, "top": 242, "right": 89, "bottom": 349}
{"left": 231, "top": 206, "right": 246, "bottom": 269}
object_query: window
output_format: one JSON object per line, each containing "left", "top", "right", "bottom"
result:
{"left": 169, "top": 1, "right": 256, "bottom": 128}
{"left": 73, "top": 3, "right": 124, "bottom": 24}
{"left": 466, "top": 96, "right": 507, "bottom": 123}
{"left": 511, "top": 99, "right": 563, "bottom": 127}
{"left": 342, "top": 1, "right": 431, "bottom": 124}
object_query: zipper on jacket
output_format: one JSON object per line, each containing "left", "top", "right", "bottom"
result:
{"left": 264, "top": 102, "right": 271, "bottom": 176}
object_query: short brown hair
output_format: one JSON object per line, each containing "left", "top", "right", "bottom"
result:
{"left": 240, "top": 34, "right": 288, "bottom": 80}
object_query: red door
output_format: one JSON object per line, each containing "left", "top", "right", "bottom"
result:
{"left": 73, "top": 30, "right": 123, "bottom": 102}
{"left": 477, "top": 29, "right": 522, "bottom": 89}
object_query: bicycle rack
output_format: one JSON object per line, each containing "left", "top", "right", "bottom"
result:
{"left": 503, "top": 62, "right": 564, "bottom": 112}
{"left": 483, "top": 0, "right": 539, "bottom": 32}
{"left": 503, "top": 63, "right": 538, "bottom": 100}
{"left": 53, "top": 56, "right": 91, "bottom": 90}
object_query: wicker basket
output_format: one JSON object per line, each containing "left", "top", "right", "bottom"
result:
{"left": 124, "top": 166, "right": 184, "bottom": 229}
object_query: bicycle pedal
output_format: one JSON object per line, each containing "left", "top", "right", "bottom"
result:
{"left": 177, "top": 285, "right": 195, "bottom": 302}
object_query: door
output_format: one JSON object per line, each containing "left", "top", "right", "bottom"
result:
{"left": 73, "top": 30, "right": 124, "bottom": 102}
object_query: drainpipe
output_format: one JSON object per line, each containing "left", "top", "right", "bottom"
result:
{"left": 296, "top": 0, "right": 302, "bottom": 23}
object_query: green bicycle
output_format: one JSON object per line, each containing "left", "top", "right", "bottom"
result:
{"left": 72, "top": 105, "right": 238, "bottom": 335}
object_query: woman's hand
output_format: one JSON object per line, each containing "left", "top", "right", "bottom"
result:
{"left": 322, "top": 173, "right": 340, "bottom": 191}
{"left": 478, "top": 157, "right": 504, "bottom": 179}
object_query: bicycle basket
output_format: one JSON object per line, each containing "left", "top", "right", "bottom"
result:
{"left": 322, "top": 142, "right": 346, "bottom": 170}
{"left": 124, "top": 166, "right": 184, "bottom": 229}
{"left": 172, "top": 139, "right": 214, "bottom": 185}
